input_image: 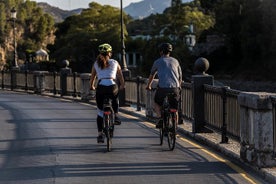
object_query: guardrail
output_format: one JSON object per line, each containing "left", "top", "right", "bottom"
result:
{"left": 1, "top": 70, "right": 276, "bottom": 167}
{"left": 272, "top": 96, "right": 276, "bottom": 157}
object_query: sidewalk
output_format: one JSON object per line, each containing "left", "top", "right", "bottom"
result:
{"left": 119, "top": 106, "right": 276, "bottom": 184}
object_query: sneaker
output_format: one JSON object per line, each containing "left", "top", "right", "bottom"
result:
{"left": 155, "top": 119, "right": 163, "bottom": 129}
{"left": 114, "top": 116, "right": 121, "bottom": 125}
{"left": 97, "top": 135, "right": 104, "bottom": 143}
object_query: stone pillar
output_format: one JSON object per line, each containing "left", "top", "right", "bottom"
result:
{"left": 192, "top": 75, "right": 214, "bottom": 133}
{"left": 145, "top": 79, "right": 158, "bottom": 118}
{"left": 60, "top": 67, "right": 72, "bottom": 96}
{"left": 11, "top": 67, "right": 20, "bottom": 90}
{"left": 238, "top": 92, "right": 276, "bottom": 167}
{"left": 80, "top": 73, "right": 92, "bottom": 101}
{"left": 33, "top": 71, "right": 48, "bottom": 94}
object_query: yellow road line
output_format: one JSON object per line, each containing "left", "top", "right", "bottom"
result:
{"left": 141, "top": 120, "right": 259, "bottom": 184}
{"left": 178, "top": 136, "right": 259, "bottom": 184}
{"left": 95, "top": 111, "right": 258, "bottom": 183}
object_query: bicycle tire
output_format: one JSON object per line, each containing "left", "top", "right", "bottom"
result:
{"left": 167, "top": 113, "right": 176, "bottom": 150}
{"left": 159, "top": 121, "right": 164, "bottom": 145}
{"left": 103, "top": 112, "right": 112, "bottom": 152}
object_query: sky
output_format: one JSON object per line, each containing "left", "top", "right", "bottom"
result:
{"left": 32, "top": 0, "right": 143, "bottom": 10}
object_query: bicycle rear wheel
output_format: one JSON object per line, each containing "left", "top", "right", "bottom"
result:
{"left": 167, "top": 113, "right": 176, "bottom": 150}
{"left": 103, "top": 112, "right": 112, "bottom": 152}
{"left": 159, "top": 126, "right": 164, "bottom": 145}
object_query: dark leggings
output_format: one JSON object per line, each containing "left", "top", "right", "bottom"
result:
{"left": 96, "top": 84, "right": 119, "bottom": 132}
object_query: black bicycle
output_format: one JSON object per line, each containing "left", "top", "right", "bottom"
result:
{"left": 159, "top": 93, "right": 177, "bottom": 151}
{"left": 102, "top": 98, "right": 115, "bottom": 152}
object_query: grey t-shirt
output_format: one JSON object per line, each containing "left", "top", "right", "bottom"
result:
{"left": 150, "top": 56, "right": 182, "bottom": 88}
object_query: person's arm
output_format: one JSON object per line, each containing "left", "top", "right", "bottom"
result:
{"left": 117, "top": 64, "right": 125, "bottom": 90}
{"left": 90, "top": 66, "right": 96, "bottom": 90}
{"left": 146, "top": 72, "right": 156, "bottom": 90}
{"left": 178, "top": 64, "right": 183, "bottom": 88}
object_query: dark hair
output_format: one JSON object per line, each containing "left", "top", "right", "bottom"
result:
{"left": 96, "top": 54, "right": 109, "bottom": 69}
{"left": 158, "top": 42, "right": 173, "bottom": 54}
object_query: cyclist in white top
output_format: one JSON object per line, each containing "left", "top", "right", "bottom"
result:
{"left": 90, "top": 43, "right": 125, "bottom": 143}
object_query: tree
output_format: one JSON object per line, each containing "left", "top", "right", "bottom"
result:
{"left": 0, "top": 0, "right": 55, "bottom": 67}
{"left": 212, "top": 0, "right": 276, "bottom": 79}
{"left": 52, "top": 2, "right": 130, "bottom": 72}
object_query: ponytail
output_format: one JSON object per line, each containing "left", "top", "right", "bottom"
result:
{"left": 96, "top": 53, "right": 109, "bottom": 69}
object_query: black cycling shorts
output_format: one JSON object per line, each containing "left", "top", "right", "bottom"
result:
{"left": 154, "top": 88, "right": 180, "bottom": 109}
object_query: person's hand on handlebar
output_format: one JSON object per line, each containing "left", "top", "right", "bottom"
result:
{"left": 91, "top": 85, "right": 96, "bottom": 91}
{"left": 146, "top": 84, "right": 151, "bottom": 90}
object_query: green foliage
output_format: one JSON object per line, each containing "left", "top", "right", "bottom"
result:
{"left": 212, "top": 0, "right": 276, "bottom": 79}
{"left": 0, "top": 0, "right": 55, "bottom": 65}
{"left": 52, "top": 2, "right": 130, "bottom": 72}
{"left": 126, "top": 2, "right": 214, "bottom": 77}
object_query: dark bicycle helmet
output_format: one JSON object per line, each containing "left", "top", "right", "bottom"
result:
{"left": 158, "top": 42, "right": 173, "bottom": 53}
{"left": 98, "top": 43, "right": 112, "bottom": 54}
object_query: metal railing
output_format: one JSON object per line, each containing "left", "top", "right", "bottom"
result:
{"left": 272, "top": 96, "right": 276, "bottom": 155}
{"left": 2, "top": 70, "right": 275, "bottom": 147}
{"left": 204, "top": 85, "right": 241, "bottom": 139}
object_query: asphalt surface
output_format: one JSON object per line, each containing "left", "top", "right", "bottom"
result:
{"left": 0, "top": 91, "right": 274, "bottom": 184}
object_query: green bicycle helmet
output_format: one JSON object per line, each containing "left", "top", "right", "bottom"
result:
{"left": 98, "top": 43, "right": 112, "bottom": 54}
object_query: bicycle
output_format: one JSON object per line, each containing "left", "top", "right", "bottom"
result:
{"left": 147, "top": 88, "right": 177, "bottom": 150}
{"left": 102, "top": 98, "right": 115, "bottom": 152}
{"left": 159, "top": 93, "right": 177, "bottom": 151}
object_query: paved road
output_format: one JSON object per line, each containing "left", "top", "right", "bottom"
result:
{"left": 0, "top": 91, "right": 268, "bottom": 184}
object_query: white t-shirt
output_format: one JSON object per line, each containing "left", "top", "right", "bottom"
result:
{"left": 94, "top": 59, "right": 118, "bottom": 86}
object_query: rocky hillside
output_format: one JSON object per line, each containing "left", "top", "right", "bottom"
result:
{"left": 37, "top": 2, "right": 82, "bottom": 23}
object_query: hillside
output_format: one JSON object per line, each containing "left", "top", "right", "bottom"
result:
{"left": 125, "top": 0, "right": 192, "bottom": 19}
{"left": 37, "top": 2, "right": 82, "bottom": 23}
{"left": 37, "top": 0, "right": 192, "bottom": 22}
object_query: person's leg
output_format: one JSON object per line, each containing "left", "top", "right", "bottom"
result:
{"left": 111, "top": 85, "right": 121, "bottom": 125}
{"left": 96, "top": 86, "right": 105, "bottom": 143}
{"left": 96, "top": 115, "right": 104, "bottom": 143}
{"left": 154, "top": 88, "right": 165, "bottom": 128}
{"left": 154, "top": 102, "right": 162, "bottom": 118}
{"left": 169, "top": 88, "right": 180, "bottom": 127}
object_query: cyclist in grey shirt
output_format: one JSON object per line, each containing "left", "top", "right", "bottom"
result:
{"left": 146, "top": 43, "right": 182, "bottom": 128}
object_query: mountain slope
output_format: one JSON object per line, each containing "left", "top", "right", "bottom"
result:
{"left": 37, "top": 2, "right": 82, "bottom": 23}
{"left": 124, "top": 0, "right": 192, "bottom": 19}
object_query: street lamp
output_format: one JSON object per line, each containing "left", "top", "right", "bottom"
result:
{"left": 185, "top": 23, "right": 196, "bottom": 51}
{"left": 120, "top": 0, "right": 130, "bottom": 77}
{"left": 10, "top": 7, "right": 18, "bottom": 68}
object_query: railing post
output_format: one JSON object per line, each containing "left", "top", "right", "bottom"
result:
{"left": 145, "top": 79, "right": 158, "bottom": 118}
{"left": 33, "top": 71, "right": 48, "bottom": 94}
{"left": 53, "top": 71, "right": 57, "bottom": 95}
{"left": 60, "top": 67, "right": 71, "bottom": 96}
{"left": 136, "top": 76, "right": 142, "bottom": 111}
{"left": 238, "top": 92, "right": 276, "bottom": 167}
{"left": 73, "top": 72, "right": 77, "bottom": 97}
{"left": 191, "top": 75, "right": 214, "bottom": 133}
{"left": 220, "top": 87, "right": 229, "bottom": 143}
{"left": 80, "top": 73, "right": 91, "bottom": 101}
{"left": 1, "top": 70, "right": 4, "bottom": 89}
{"left": 11, "top": 67, "right": 19, "bottom": 90}
{"left": 24, "top": 70, "right": 28, "bottom": 91}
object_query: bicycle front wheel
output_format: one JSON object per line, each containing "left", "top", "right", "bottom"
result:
{"left": 167, "top": 113, "right": 176, "bottom": 150}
